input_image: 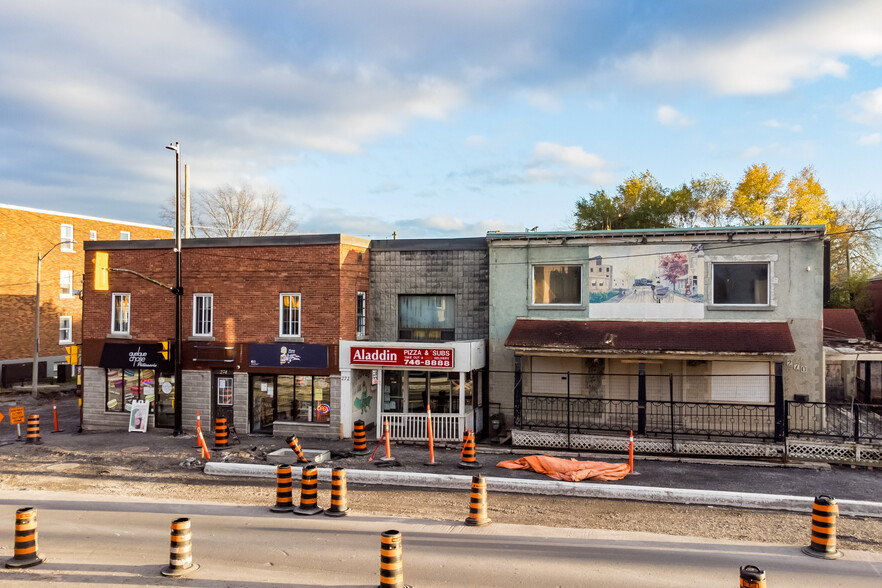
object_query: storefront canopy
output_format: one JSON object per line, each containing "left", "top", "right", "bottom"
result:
{"left": 505, "top": 318, "right": 795, "bottom": 356}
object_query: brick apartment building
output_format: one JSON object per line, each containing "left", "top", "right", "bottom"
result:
{"left": 0, "top": 204, "right": 171, "bottom": 387}
{"left": 80, "top": 235, "right": 369, "bottom": 439}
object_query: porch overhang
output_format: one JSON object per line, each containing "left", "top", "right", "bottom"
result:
{"left": 504, "top": 318, "right": 796, "bottom": 357}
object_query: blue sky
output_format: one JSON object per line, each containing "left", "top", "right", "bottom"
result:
{"left": 1, "top": 0, "right": 881, "bottom": 238}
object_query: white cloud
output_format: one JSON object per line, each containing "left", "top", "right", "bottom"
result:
{"left": 533, "top": 142, "right": 605, "bottom": 169}
{"left": 298, "top": 207, "right": 521, "bottom": 238}
{"left": 656, "top": 105, "right": 693, "bottom": 127}
{"left": 852, "top": 87, "right": 882, "bottom": 124}
{"left": 738, "top": 143, "right": 778, "bottom": 159}
{"left": 524, "top": 89, "right": 562, "bottom": 113}
{"left": 858, "top": 132, "right": 881, "bottom": 146}
{"left": 763, "top": 119, "right": 802, "bottom": 132}
{"left": 613, "top": 1, "right": 882, "bottom": 95}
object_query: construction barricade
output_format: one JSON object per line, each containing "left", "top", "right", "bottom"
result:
{"left": 324, "top": 467, "right": 350, "bottom": 517}
{"left": 464, "top": 474, "right": 492, "bottom": 526}
{"left": 270, "top": 465, "right": 294, "bottom": 512}
{"left": 802, "top": 495, "right": 843, "bottom": 559}
{"left": 161, "top": 517, "right": 199, "bottom": 576}
{"left": 293, "top": 464, "right": 324, "bottom": 515}
{"left": 4, "top": 507, "right": 44, "bottom": 569}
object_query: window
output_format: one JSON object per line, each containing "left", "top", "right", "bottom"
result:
{"left": 120, "top": 231, "right": 130, "bottom": 240}
{"left": 59, "top": 270, "right": 74, "bottom": 298}
{"left": 279, "top": 293, "right": 301, "bottom": 337}
{"left": 711, "top": 361, "right": 771, "bottom": 403}
{"left": 89, "top": 230, "right": 97, "bottom": 240}
{"left": 112, "top": 293, "right": 130, "bottom": 334}
{"left": 295, "top": 375, "right": 331, "bottom": 423}
{"left": 356, "top": 291, "right": 367, "bottom": 337}
{"left": 60, "top": 224, "right": 74, "bottom": 252}
{"left": 217, "top": 377, "right": 233, "bottom": 406}
{"left": 398, "top": 295, "right": 454, "bottom": 341}
{"left": 193, "top": 294, "right": 213, "bottom": 336}
{"left": 105, "top": 368, "right": 164, "bottom": 413}
{"left": 712, "top": 263, "right": 769, "bottom": 305}
{"left": 533, "top": 265, "right": 582, "bottom": 305}
{"left": 59, "top": 316, "right": 72, "bottom": 344}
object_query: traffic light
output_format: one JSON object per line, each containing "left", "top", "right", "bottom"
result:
{"left": 159, "top": 340, "right": 171, "bottom": 361}
{"left": 94, "top": 251, "right": 109, "bottom": 291}
{"left": 65, "top": 345, "right": 79, "bottom": 365}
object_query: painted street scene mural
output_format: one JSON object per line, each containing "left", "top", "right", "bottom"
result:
{"left": 588, "top": 244, "right": 705, "bottom": 319}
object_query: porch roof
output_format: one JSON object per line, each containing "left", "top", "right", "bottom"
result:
{"left": 504, "top": 318, "right": 795, "bottom": 356}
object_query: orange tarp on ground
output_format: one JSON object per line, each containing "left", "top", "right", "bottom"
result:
{"left": 496, "top": 455, "right": 630, "bottom": 482}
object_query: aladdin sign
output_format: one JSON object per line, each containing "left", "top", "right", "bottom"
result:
{"left": 350, "top": 346, "right": 454, "bottom": 368}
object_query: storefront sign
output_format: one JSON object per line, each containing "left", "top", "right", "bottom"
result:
{"left": 248, "top": 343, "right": 329, "bottom": 369}
{"left": 99, "top": 343, "right": 172, "bottom": 370}
{"left": 350, "top": 346, "right": 454, "bottom": 368}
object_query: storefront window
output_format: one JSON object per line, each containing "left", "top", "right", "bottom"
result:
{"left": 105, "top": 368, "right": 161, "bottom": 414}
{"left": 276, "top": 376, "right": 294, "bottom": 420}
{"left": 294, "top": 375, "right": 330, "bottom": 423}
{"left": 383, "top": 371, "right": 403, "bottom": 412}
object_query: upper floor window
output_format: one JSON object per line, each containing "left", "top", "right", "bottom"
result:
{"left": 120, "top": 231, "right": 130, "bottom": 240}
{"left": 89, "top": 230, "right": 97, "bottom": 240}
{"left": 399, "top": 295, "right": 454, "bottom": 341}
{"left": 712, "top": 263, "right": 769, "bottom": 306}
{"left": 280, "top": 293, "right": 301, "bottom": 337}
{"left": 59, "top": 316, "right": 73, "bottom": 344}
{"left": 59, "top": 270, "right": 74, "bottom": 298}
{"left": 533, "top": 265, "right": 582, "bottom": 305}
{"left": 112, "top": 293, "right": 130, "bottom": 334}
{"left": 193, "top": 293, "right": 213, "bottom": 336}
{"left": 356, "top": 291, "right": 367, "bottom": 337}
{"left": 60, "top": 224, "right": 74, "bottom": 252}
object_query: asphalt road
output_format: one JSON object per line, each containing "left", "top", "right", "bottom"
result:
{"left": 2, "top": 490, "right": 881, "bottom": 587}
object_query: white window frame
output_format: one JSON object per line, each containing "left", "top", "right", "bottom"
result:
{"left": 279, "top": 293, "right": 301, "bottom": 337}
{"left": 89, "top": 230, "right": 97, "bottom": 240}
{"left": 711, "top": 361, "right": 772, "bottom": 403}
{"left": 59, "top": 316, "right": 73, "bottom": 344}
{"left": 193, "top": 293, "right": 213, "bottom": 336}
{"left": 111, "top": 293, "right": 131, "bottom": 335}
{"left": 356, "top": 291, "right": 367, "bottom": 337}
{"left": 217, "top": 377, "right": 234, "bottom": 406}
{"left": 531, "top": 264, "right": 583, "bottom": 306}
{"left": 707, "top": 257, "right": 774, "bottom": 308}
{"left": 59, "top": 270, "right": 74, "bottom": 298}
{"left": 120, "top": 231, "right": 130, "bottom": 240}
{"left": 60, "top": 224, "right": 74, "bottom": 252}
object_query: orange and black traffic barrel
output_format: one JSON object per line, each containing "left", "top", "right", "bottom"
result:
{"left": 464, "top": 474, "right": 492, "bottom": 527}
{"left": 25, "top": 415, "right": 42, "bottom": 445}
{"left": 352, "top": 420, "right": 371, "bottom": 455}
{"left": 739, "top": 565, "right": 766, "bottom": 588}
{"left": 4, "top": 507, "right": 44, "bottom": 569}
{"left": 270, "top": 465, "right": 294, "bottom": 512}
{"left": 378, "top": 530, "right": 411, "bottom": 588}
{"left": 459, "top": 429, "right": 481, "bottom": 469}
{"left": 293, "top": 464, "right": 323, "bottom": 515}
{"left": 286, "top": 435, "right": 309, "bottom": 463}
{"left": 214, "top": 418, "right": 228, "bottom": 449}
{"left": 802, "top": 495, "right": 843, "bottom": 559}
{"left": 160, "top": 517, "right": 199, "bottom": 576}
{"left": 324, "top": 467, "right": 350, "bottom": 517}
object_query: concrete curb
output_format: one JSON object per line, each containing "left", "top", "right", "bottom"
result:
{"left": 203, "top": 462, "right": 882, "bottom": 518}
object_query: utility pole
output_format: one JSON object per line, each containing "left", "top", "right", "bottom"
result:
{"left": 166, "top": 142, "right": 184, "bottom": 436}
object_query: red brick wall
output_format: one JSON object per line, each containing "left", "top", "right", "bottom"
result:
{"left": 0, "top": 205, "right": 171, "bottom": 365}
{"left": 82, "top": 240, "right": 370, "bottom": 370}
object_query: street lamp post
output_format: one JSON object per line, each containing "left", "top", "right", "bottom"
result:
{"left": 32, "top": 241, "right": 74, "bottom": 398}
{"left": 166, "top": 141, "right": 184, "bottom": 436}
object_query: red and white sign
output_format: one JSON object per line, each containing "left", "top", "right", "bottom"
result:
{"left": 350, "top": 346, "right": 454, "bottom": 368}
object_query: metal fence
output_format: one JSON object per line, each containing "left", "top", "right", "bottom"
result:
{"left": 511, "top": 369, "right": 882, "bottom": 446}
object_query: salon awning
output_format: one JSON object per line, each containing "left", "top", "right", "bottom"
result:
{"left": 505, "top": 318, "right": 795, "bottom": 356}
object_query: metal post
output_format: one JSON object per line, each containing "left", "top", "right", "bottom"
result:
{"left": 668, "top": 374, "right": 675, "bottom": 452}
{"left": 566, "top": 371, "right": 571, "bottom": 449}
{"left": 513, "top": 357, "right": 522, "bottom": 428}
{"left": 637, "top": 363, "right": 646, "bottom": 435}
{"left": 774, "top": 362, "right": 785, "bottom": 442}
{"left": 31, "top": 253, "right": 41, "bottom": 398}
{"left": 167, "top": 142, "right": 184, "bottom": 436}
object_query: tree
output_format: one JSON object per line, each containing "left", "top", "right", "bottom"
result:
{"left": 690, "top": 174, "right": 731, "bottom": 227}
{"left": 161, "top": 184, "right": 298, "bottom": 238}
{"left": 617, "top": 171, "right": 676, "bottom": 229}
{"left": 827, "top": 196, "right": 882, "bottom": 284}
{"left": 573, "top": 189, "right": 619, "bottom": 231}
{"left": 730, "top": 163, "right": 785, "bottom": 225}
{"left": 774, "top": 166, "right": 835, "bottom": 226}
{"left": 659, "top": 252, "right": 689, "bottom": 285}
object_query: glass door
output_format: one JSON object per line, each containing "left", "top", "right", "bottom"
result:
{"left": 154, "top": 373, "right": 175, "bottom": 428}
{"left": 250, "top": 375, "right": 275, "bottom": 434}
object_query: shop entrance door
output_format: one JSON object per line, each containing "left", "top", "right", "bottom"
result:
{"left": 250, "top": 375, "right": 275, "bottom": 434}
{"left": 154, "top": 373, "right": 176, "bottom": 428}
{"left": 212, "top": 370, "right": 235, "bottom": 432}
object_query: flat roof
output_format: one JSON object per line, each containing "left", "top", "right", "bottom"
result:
{"left": 84, "top": 233, "right": 370, "bottom": 250}
{"left": 371, "top": 237, "right": 488, "bottom": 252}
{"left": 487, "top": 225, "right": 826, "bottom": 240}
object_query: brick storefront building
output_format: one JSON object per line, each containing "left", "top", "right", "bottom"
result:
{"left": 0, "top": 204, "right": 171, "bottom": 387}
{"left": 81, "top": 235, "right": 369, "bottom": 439}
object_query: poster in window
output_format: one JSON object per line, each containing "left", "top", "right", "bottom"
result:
{"left": 129, "top": 400, "right": 149, "bottom": 432}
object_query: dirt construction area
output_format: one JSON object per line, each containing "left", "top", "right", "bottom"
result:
{"left": 1, "top": 389, "right": 881, "bottom": 553}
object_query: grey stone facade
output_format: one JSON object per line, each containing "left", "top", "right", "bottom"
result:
{"left": 369, "top": 238, "right": 489, "bottom": 342}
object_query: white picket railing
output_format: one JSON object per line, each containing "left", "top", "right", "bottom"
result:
{"left": 380, "top": 412, "right": 474, "bottom": 441}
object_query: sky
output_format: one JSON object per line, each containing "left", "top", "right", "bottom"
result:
{"left": 1, "top": 0, "right": 881, "bottom": 239}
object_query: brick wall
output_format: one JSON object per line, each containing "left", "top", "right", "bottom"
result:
{"left": 0, "top": 205, "right": 171, "bottom": 380}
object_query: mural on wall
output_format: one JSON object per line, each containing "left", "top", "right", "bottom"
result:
{"left": 352, "top": 370, "right": 376, "bottom": 425}
{"left": 588, "top": 244, "right": 705, "bottom": 319}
